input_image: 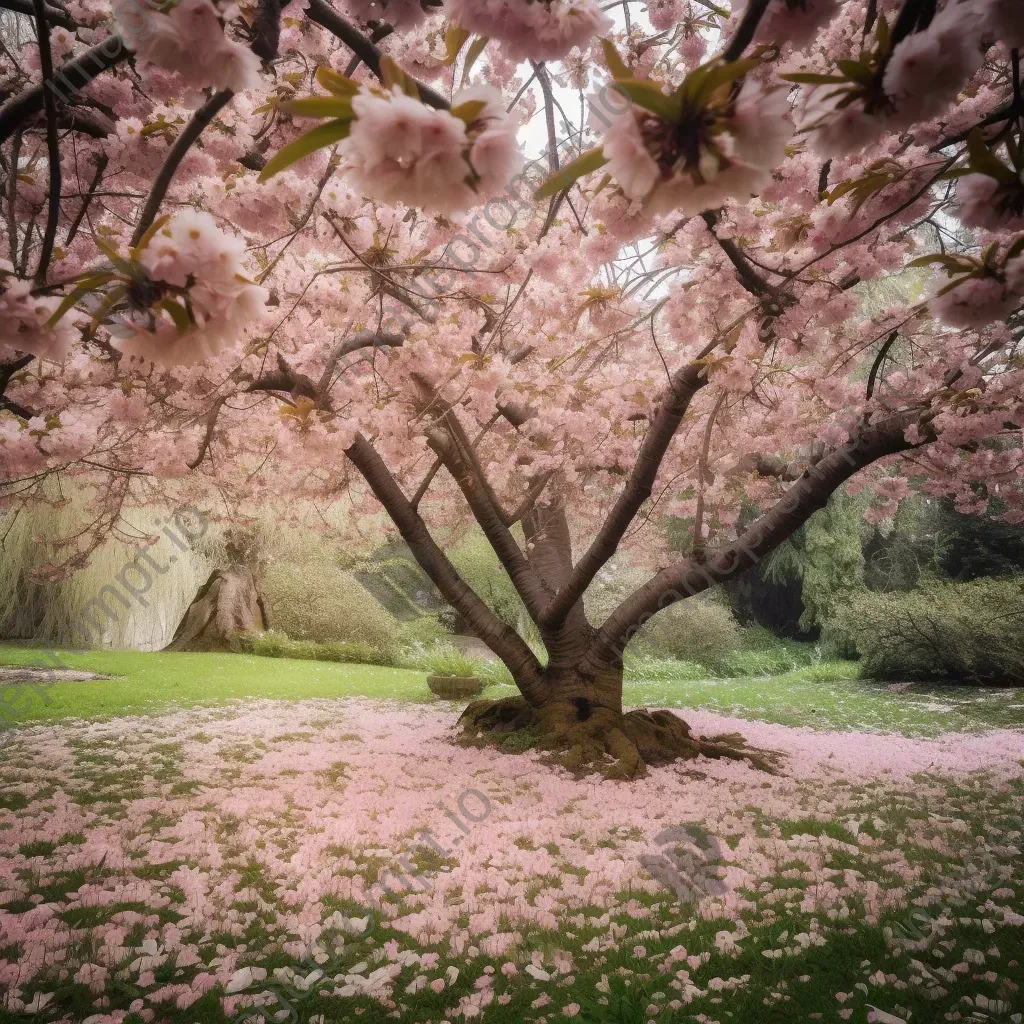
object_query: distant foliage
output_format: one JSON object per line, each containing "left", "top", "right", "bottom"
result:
{"left": 766, "top": 492, "right": 865, "bottom": 630}
{"left": 236, "top": 629, "right": 394, "bottom": 666}
{"left": 448, "top": 535, "right": 535, "bottom": 638}
{"left": 633, "top": 598, "right": 740, "bottom": 666}
{"left": 827, "top": 579, "right": 1024, "bottom": 685}
{"left": 261, "top": 562, "right": 396, "bottom": 655}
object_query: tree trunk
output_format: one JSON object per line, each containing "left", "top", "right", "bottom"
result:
{"left": 459, "top": 655, "right": 772, "bottom": 778}
{"left": 164, "top": 566, "right": 268, "bottom": 652}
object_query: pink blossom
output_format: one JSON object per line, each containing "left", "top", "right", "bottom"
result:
{"left": 341, "top": 85, "right": 522, "bottom": 214}
{"left": 110, "top": 210, "right": 267, "bottom": 366}
{"left": 928, "top": 259, "right": 1024, "bottom": 329}
{"left": 591, "top": 78, "right": 792, "bottom": 215}
{"left": 982, "top": 0, "right": 1024, "bottom": 48}
{"left": 0, "top": 269, "right": 77, "bottom": 362}
{"left": 732, "top": 0, "right": 841, "bottom": 47}
{"left": 957, "top": 172, "right": 1024, "bottom": 232}
{"left": 883, "top": 2, "right": 986, "bottom": 130}
{"left": 116, "top": 0, "right": 262, "bottom": 94}
{"left": 344, "top": 0, "right": 429, "bottom": 30}
{"left": 446, "top": 0, "right": 612, "bottom": 61}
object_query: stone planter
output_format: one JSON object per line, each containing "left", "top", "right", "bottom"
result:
{"left": 427, "top": 674, "right": 483, "bottom": 699}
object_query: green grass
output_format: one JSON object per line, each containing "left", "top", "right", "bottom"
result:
{"left": 2, "top": 644, "right": 1022, "bottom": 737}
{"left": 0, "top": 646, "right": 438, "bottom": 723}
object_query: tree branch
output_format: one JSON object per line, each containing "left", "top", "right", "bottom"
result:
{"left": 0, "top": 0, "right": 75, "bottom": 30}
{"left": 413, "top": 379, "right": 549, "bottom": 619}
{"left": 345, "top": 432, "right": 545, "bottom": 699}
{"left": 32, "top": 0, "right": 61, "bottom": 284}
{"left": 130, "top": 89, "right": 234, "bottom": 248}
{"left": 539, "top": 358, "right": 710, "bottom": 629}
{"left": 591, "top": 415, "right": 919, "bottom": 663}
{"left": 304, "top": 0, "right": 449, "bottom": 110}
{"left": 0, "top": 36, "right": 130, "bottom": 146}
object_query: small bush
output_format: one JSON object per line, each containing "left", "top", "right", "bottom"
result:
{"left": 826, "top": 579, "right": 1024, "bottom": 684}
{"left": 632, "top": 597, "right": 740, "bottom": 665}
{"left": 237, "top": 630, "right": 395, "bottom": 667}
{"left": 393, "top": 615, "right": 451, "bottom": 648}
{"left": 708, "top": 628, "right": 818, "bottom": 677}
{"left": 402, "top": 642, "right": 481, "bottom": 678}
{"left": 261, "top": 563, "right": 397, "bottom": 657}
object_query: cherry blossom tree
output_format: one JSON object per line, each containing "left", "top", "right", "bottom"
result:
{"left": 1, "top": 0, "right": 1023, "bottom": 774}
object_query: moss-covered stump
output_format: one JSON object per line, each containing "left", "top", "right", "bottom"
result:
{"left": 457, "top": 696, "right": 781, "bottom": 779}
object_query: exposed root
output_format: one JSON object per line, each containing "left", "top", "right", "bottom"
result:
{"left": 457, "top": 697, "right": 783, "bottom": 779}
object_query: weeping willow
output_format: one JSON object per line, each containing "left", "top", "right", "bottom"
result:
{"left": 0, "top": 481, "right": 219, "bottom": 650}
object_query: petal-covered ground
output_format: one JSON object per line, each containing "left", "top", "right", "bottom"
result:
{"left": 1, "top": 699, "right": 1022, "bottom": 1023}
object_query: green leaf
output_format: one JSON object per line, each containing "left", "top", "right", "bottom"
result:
{"left": 907, "top": 253, "right": 977, "bottom": 274}
{"left": 460, "top": 36, "right": 489, "bottom": 87}
{"left": 258, "top": 119, "right": 352, "bottom": 181}
{"left": 600, "top": 38, "right": 631, "bottom": 81}
{"left": 965, "top": 128, "right": 1018, "bottom": 184}
{"left": 874, "top": 11, "right": 891, "bottom": 55}
{"left": 682, "top": 57, "right": 761, "bottom": 106}
{"left": 130, "top": 213, "right": 172, "bottom": 260}
{"left": 613, "top": 79, "right": 680, "bottom": 121}
{"left": 379, "top": 56, "right": 419, "bottom": 98}
{"left": 442, "top": 23, "right": 470, "bottom": 66}
{"left": 450, "top": 99, "right": 488, "bottom": 124}
{"left": 316, "top": 66, "right": 360, "bottom": 96}
{"left": 836, "top": 58, "right": 874, "bottom": 86}
{"left": 158, "top": 296, "right": 193, "bottom": 335}
{"left": 1006, "top": 235, "right": 1024, "bottom": 260}
{"left": 45, "top": 273, "right": 116, "bottom": 326}
{"left": 88, "top": 284, "right": 127, "bottom": 334}
{"left": 93, "top": 236, "right": 135, "bottom": 276}
{"left": 534, "top": 147, "right": 609, "bottom": 199}
{"left": 281, "top": 96, "right": 355, "bottom": 119}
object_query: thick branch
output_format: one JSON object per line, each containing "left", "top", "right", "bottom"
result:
{"left": 0, "top": 37, "right": 130, "bottom": 145}
{"left": 32, "top": 0, "right": 61, "bottom": 284}
{"left": 130, "top": 89, "right": 234, "bottom": 248}
{"left": 701, "top": 210, "right": 771, "bottom": 297}
{"left": 316, "top": 329, "right": 404, "bottom": 392}
{"left": 345, "top": 433, "right": 545, "bottom": 699}
{"left": 539, "top": 359, "right": 709, "bottom": 628}
{"left": 591, "top": 416, "right": 918, "bottom": 663}
{"left": 304, "top": 0, "right": 449, "bottom": 110}
{"left": 0, "top": 0, "right": 75, "bottom": 30}
{"left": 721, "top": 0, "right": 770, "bottom": 61}
{"left": 415, "top": 383, "right": 548, "bottom": 619}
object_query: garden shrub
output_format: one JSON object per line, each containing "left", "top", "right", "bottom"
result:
{"left": 632, "top": 597, "right": 740, "bottom": 666}
{"left": 400, "top": 641, "right": 481, "bottom": 677}
{"left": 393, "top": 615, "right": 451, "bottom": 648}
{"left": 826, "top": 579, "right": 1024, "bottom": 684}
{"left": 235, "top": 630, "right": 394, "bottom": 666}
{"left": 261, "top": 562, "right": 397, "bottom": 659}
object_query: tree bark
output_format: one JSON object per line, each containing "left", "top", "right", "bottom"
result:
{"left": 164, "top": 566, "right": 268, "bottom": 652}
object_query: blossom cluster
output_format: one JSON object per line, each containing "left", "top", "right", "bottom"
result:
{"left": 0, "top": 267, "right": 77, "bottom": 362}
{"left": 446, "top": 0, "right": 613, "bottom": 62}
{"left": 110, "top": 210, "right": 268, "bottom": 366}
{"left": 592, "top": 76, "right": 793, "bottom": 216}
{"left": 339, "top": 85, "right": 524, "bottom": 215}
{"left": 115, "top": 0, "right": 262, "bottom": 94}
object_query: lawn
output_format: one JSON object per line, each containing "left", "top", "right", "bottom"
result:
{"left": 3, "top": 645, "right": 1023, "bottom": 737}
{"left": 1, "top": 647, "right": 1023, "bottom": 1024}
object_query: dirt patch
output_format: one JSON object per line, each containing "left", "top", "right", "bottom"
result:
{"left": 0, "top": 666, "right": 114, "bottom": 684}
